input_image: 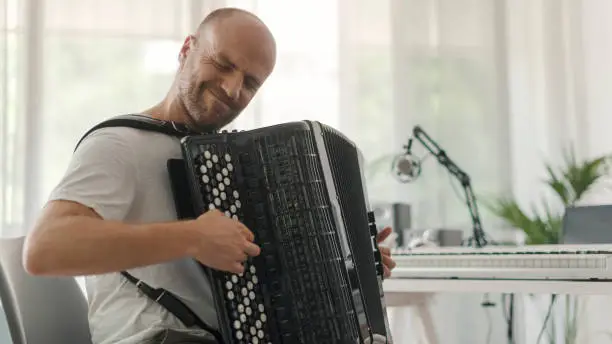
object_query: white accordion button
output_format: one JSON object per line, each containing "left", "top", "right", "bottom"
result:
{"left": 204, "top": 151, "right": 211, "bottom": 159}
{"left": 212, "top": 154, "right": 218, "bottom": 163}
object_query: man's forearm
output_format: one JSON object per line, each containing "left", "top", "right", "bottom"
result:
{"left": 24, "top": 215, "right": 198, "bottom": 276}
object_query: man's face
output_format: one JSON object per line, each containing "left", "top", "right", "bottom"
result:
{"left": 177, "top": 15, "right": 276, "bottom": 132}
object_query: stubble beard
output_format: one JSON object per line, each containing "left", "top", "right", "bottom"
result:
{"left": 177, "top": 77, "right": 213, "bottom": 132}
{"left": 177, "top": 74, "right": 242, "bottom": 132}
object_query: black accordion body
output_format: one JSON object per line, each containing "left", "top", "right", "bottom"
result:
{"left": 171, "top": 120, "right": 393, "bottom": 344}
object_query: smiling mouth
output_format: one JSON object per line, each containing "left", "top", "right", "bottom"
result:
{"left": 208, "top": 88, "right": 238, "bottom": 112}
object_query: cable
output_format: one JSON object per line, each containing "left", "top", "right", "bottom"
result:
{"left": 501, "top": 294, "right": 515, "bottom": 344}
{"left": 485, "top": 307, "right": 492, "bottom": 344}
{"left": 536, "top": 294, "right": 558, "bottom": 344}
{"left": 481, "top": 294, "right": 496, "bottom": 344}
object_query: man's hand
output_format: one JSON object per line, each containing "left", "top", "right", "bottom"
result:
{"left": 376, "top": 226, "right": 396, "bottom": 278}
{"left": 190, "top": 209, "right": 261, "bottom": 274}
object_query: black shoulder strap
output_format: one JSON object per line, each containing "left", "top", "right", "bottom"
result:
{"left": 120, "top": 271, "right": 224, "bottom": 343}
{"left": 74, "top": 114, "right": 208, "bottom": 151}
{"left": 73, "top": 114, "right": 224, "bottom": 342}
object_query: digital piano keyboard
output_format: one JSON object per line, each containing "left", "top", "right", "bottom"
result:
{"left": 390, "top": 244, "right": 612, "bottom": 281}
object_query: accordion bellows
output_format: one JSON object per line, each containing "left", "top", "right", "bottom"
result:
{"left": 171, "top": 120, "right": 393, "bottom": 344}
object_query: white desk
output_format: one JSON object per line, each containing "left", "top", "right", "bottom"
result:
{"left": 381, "top": 278, "right": 612, "bottom": 344}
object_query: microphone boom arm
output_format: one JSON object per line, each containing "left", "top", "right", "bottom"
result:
{"left": 410, "top": 126, "right": 488, "bottom": 247}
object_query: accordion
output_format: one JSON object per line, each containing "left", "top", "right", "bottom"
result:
{"left": 169, "top": 120, "right": 393, "bottom": 344}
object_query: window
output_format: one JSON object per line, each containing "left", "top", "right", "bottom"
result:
{"left": 39, "top": 36, "right": 181, "bottom": 203}
{"left": 388, "top": 0, "right": 511, "bottom": 232}
{"left": 0, "top": 0, "right": 25, "bottom": 236}
{"left": 33, "top": 0, "right": 193, "bottom": 214}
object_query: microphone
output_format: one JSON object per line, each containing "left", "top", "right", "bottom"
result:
{"left": 391, "top": 138, "right": 422, "bottom": 183}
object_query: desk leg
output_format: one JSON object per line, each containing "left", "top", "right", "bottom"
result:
{"left": 416, "top": 303, "right": 439, "bottom": 344}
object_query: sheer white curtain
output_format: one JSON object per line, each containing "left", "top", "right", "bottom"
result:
{"left": 3, "top": 0, "right": 612, "bottom": 343}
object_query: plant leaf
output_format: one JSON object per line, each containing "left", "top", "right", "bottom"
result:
{"left": 544, "top": 163, "right": 571, "bottom": 206}
{"left": 483, "top": 197, "right": 554, "bottom": 244}
{"left": 561, "top": 148, "right": 608, "bottom": 205}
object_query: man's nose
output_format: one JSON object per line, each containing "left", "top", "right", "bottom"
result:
{"left": 221, "top": 73, "right": 243, "bottom": 101}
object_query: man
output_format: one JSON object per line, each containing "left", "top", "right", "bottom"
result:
{"left": 23, "top": 7, "right": 397, "bottom": 344}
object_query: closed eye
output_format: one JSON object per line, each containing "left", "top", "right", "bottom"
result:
{"left": 244, "top": 78, "right": 259, "bottom": 91}
{"left": 214, "top": 53, "right": 262, "bottom": 90}
{"left": 213, "top": 60, "right": 233, "bottom": 72}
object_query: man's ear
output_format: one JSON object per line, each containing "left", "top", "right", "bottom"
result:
{"left": 178, "top": 34, "right": 196, "bottom": 66}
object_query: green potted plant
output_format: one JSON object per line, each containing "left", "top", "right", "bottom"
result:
{"left": 485, "top": 148, "right": 611, "bottom": 344}
{"left": 485, "top": 149, "right": 610, "bottom": 245}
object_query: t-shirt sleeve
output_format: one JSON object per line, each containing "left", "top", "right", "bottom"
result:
{"left": 48, "top": 128, "right": 138, "bottom": 221}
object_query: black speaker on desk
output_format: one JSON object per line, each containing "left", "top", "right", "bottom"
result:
{"left": 371, "top": 202, "right": 411, "bottom": 247}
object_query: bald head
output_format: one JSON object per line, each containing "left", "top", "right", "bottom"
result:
{"left": 174, "top": 7, "right": 277, "bottom": 131}
{"left": 194, "top": 7, "right": 276, "bottom": 72}
{"left": 197, "top": 7, "right": 265, "bottom": 33}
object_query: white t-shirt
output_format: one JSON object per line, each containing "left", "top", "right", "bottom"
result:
{"left": 49, "top": 126, "right": 218, "bottom": 344}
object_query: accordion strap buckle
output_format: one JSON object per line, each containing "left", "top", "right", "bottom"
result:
{"left": 170, "top": 121, "right": 189, "bottom": 134}
{"left": 154, "top": 289, "right": 167, "bottom": 302}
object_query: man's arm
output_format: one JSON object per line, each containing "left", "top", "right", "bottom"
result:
{"left": 23, "top": 128, "right": 198, "bottom": 276}
{"left": 24, "top": 200, "right": 199, "bottom": 276}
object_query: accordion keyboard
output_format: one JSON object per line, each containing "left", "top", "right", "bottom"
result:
{"left": 194, "top": 149, "right": 271, "bottom": 343}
